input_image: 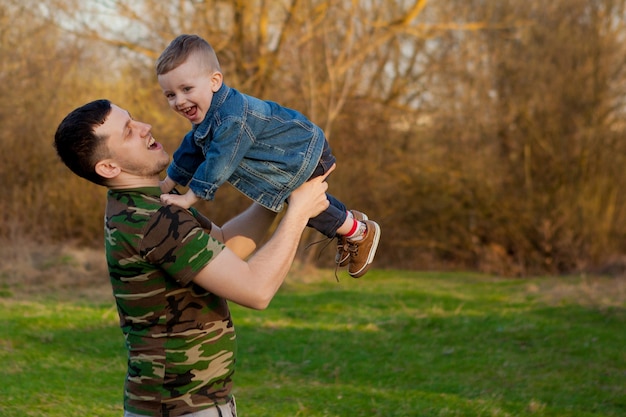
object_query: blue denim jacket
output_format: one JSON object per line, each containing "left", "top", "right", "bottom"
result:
{"left": 167, "top": 84, "right": 331, "bottom": 212}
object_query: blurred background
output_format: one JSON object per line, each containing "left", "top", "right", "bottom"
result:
{"left": 1, "top": 0, "right": 624, "bottom": 276}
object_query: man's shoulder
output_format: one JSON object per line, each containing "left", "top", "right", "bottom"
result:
{"left": 107, "top": 189, "right": 203, "bottom": 229}
{"left": 105, "top": 190, "right": 222, "bottom": 273}
{"left": 106, "top": 189, "right": 164, "bottom": 221}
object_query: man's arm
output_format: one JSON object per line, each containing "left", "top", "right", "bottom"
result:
{"left": 192, "top": 201, "right": 277, "bottom": 259}
{"left": 192, "top": 167, "right": 333, "bottom": 309}
{"left": 216, "top": 203, "right": 277, "bottom": 259}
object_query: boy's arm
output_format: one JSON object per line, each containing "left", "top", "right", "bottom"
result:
{"left": 187, "top": 120, "right": 254, "bottom": 201}
{"left": 167, "top": 130, "right": 206, "bottom": 186}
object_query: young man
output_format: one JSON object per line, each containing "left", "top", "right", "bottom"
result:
{"left": 54, "top": 99, "right": 332, "bottom": 417}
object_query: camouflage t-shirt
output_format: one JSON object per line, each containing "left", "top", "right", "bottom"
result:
{"left": 105, "top": 187, "right": 233, "bottom": 417}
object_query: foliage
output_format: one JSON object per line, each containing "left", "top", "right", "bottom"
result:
{"left": 1, "top": 270, "right": 624, "bottom": 416}
{"left": 0, "top": 0, "right": 625, "bottom": 275}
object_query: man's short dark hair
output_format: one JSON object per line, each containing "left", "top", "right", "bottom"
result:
{"left": 54, "top": 99, "right": 112, "bottom": 186}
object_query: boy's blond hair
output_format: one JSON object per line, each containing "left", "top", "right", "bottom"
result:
{"left": 156, "top": 34, "right": 221, "bottom": 75}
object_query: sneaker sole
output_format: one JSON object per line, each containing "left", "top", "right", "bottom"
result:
{"left": 349, "top": 220, "right": 381, "bottom": 278}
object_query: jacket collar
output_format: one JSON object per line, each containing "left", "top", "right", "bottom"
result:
{"left": 193, "top": 84, "right": 231, "bottom": 139}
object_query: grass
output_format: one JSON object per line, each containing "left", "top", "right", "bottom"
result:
{"left": 0, "top": 267, "right": 624, "bottom": 417}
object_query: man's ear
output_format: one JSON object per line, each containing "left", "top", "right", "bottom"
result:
{"left": 211, "top": 71, "right": 223, "bottom": 92}
{"left": 95, "top": 159, "right": 121, "bottom": 179}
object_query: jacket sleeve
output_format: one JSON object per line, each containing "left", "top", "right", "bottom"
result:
{"left": 167, "top": 131, "right": 206, "bottom": 186}
{"left": 187, "top": 117, "right": 255, "bottom": 201}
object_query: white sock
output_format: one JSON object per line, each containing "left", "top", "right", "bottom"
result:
{"left": 347, "top": 221, "right": 367, "bottom": 242}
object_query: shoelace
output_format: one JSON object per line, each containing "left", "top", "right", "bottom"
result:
{"left": 305, "top": 236, "right": 343, "bottom": 282}
{"left": 304, "top": 235, "right": 335, "bottom": 252}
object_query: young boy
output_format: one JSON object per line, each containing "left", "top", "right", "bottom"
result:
{"left": 156, "top": 34, "right": 380, "bottom": 278}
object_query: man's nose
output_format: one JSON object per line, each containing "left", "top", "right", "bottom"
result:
{"left": 134, "top": 120, "right": 152, "bottom": 136}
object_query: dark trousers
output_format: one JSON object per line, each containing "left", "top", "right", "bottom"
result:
{"left": 306, "top": 140, "right": 348, "bottom": 238}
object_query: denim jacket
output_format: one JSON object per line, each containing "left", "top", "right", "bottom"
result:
{"left": 167, "top": 84, "right": 330, "bottom": 212}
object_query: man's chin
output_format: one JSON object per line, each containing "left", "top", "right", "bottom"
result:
{"left": 156, "top": 162, "right": 170, "bottom": 175}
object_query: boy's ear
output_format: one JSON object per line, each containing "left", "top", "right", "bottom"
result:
{"left": 95, "top": 159, "right": 121, "bottom": 179}
{"left": 211, "top": 71, "right": 223, "bottom": 92}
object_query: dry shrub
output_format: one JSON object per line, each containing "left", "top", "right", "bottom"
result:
{"left": 0, "top": 239, "right": 110, "bottom": 300}
{"left": 527, "top": 275, "right": 626, "bottom": 309}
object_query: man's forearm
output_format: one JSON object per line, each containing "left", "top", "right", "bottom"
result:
{"left": 191, "top": 169, "right": 332, "bottom": 310}
{"left": 242, "top": 206, "right": 310, "bottom": 307}
{"left": 193, "top": 204, "right": 309, "bottom": 310}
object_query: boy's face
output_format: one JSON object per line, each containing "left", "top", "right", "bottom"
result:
{"left": 158, "top": 54, "right": 223, "bottom": 125}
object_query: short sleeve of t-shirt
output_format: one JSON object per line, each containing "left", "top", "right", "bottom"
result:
{"left": 139, "top": 204, "right": 225, "bottom": 286}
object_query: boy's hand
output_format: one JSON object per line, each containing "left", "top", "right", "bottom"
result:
{"left": 160, "top": 189, "right": 200, "bottom": 209}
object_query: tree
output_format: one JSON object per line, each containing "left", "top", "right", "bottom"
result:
{"left": 2, "top": 0, "right": 625, "bottom": 275}
{"left": 404, "top": 0, "right": 626, "bottom": 274}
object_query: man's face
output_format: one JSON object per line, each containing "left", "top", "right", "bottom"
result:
{"left": 158, "top": 54, "right": 222, "bottom": 125}
{"left": 94, "top": 104, "right": 170, "bottom": 180}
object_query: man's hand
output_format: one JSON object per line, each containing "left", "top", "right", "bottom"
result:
{"left": 192, "top": 164, "right": 336, "bottom": 310}
{"left": 287, "top": 164, "right": 334, "bottom": 221}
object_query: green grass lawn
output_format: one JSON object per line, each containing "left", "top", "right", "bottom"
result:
{"left": 1, "top": 270, "right": 624, "bottom": 416}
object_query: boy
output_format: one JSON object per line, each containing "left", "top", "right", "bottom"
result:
{"left": 156, "top": 34, "right": 380, "bottom": 278}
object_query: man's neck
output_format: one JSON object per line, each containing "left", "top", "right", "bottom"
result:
{"left": 108, "top": 176, "right": 161, "bottom": 190}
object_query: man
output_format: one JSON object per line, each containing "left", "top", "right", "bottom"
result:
{"left": 54, "top": 99, "right": 332, "bottom": 417}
